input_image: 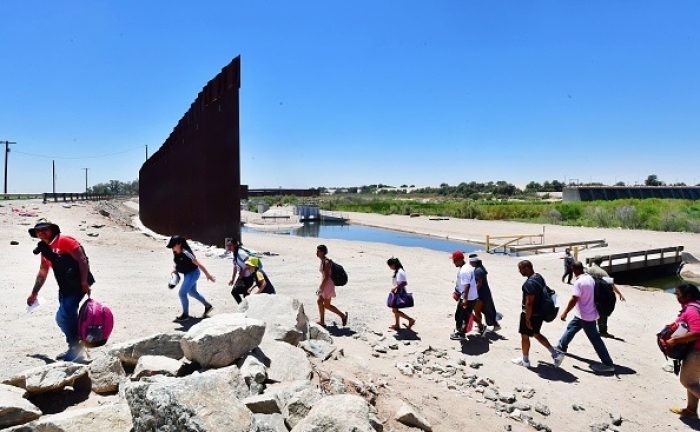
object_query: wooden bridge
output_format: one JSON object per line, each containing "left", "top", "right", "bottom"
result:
{"left": 585, "top": 246, "right": 685, "bottom": 282}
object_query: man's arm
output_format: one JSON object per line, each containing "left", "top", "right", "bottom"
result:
{"left": 27, "top": 261, "right": 50, "bottom": 305}
{"left": 525, "top": 294, "right": 534, "bottom": 329}
{"left": 560, "top": 296, "right": 579, "bottom": 321}
{"left": 612, "top": 284, "right": 626, "bottom": 301}
{"left": 67, "top": 246, "right": 91, "bottom": 294}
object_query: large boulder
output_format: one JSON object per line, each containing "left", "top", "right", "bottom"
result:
{"left": 108, "top": 332, "right": 184, "bottom": 365}
{"left": 252, "top": 413, "right": 288, "bottom": 432}
{"left": 283, "top": 387, "right": 323, "bottom": 429}
{"left": 290, "top": 394, "right": 376, "bottom": 432}
{"left": 255, "top": 340, "right": 312, "bottom": 383}
{"left": 5, "top": 402, "right": 132, "bottom": 432}
{"left": 89, "top": 351, "right": 126, "bottom": 394}
{"left": 3, "top": 362, "right": 89, "bottom": 395}
{"left": 239, "top": 294, "right": 309, "bottom": 345}
{"left": 0, "top": 384, "right": 41, "bottom": 429}
{"left": 124, "top": 367, "right": 253, "bottom": 432}
{"left": 180, "top": 313, "right": 266, "bottom": 368}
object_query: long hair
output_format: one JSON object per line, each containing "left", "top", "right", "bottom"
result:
{"left": 387, "top": 257, "right": 403, "bottom": 278}
{"left": 678, "top": 283, "right": 700, "bottom": 303}
{"left": 174, "top": 238, "right": 193, "bottom": 254}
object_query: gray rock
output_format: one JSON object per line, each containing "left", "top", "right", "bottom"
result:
{"left": 124, "top": 370, "right": 252, "bottom": 431}
{"left": 252, "top": 413, "right": 288, "bottom": 432}
{"left": 237, "top": 352, "right": 268, "bottom": 385}
{"left": 483, "top": 387, "right": 499, "bottom": 401}
{"left": 394, "top": 402, "right": 433, "bottom": 432}
{"left": 132, "top": 355, "right": 183, "bottom": 380}
{"left": 291, "top": 394, "right": 378, "bottom": 432}
{"left": 0, "top": 384, "right": 41, "bottom": 428}
{"left": 108, "top": 332, "right": 184, "bottom": 365}
{"left": 180, "top": 313, "right": 266, "bottom": 368}
{"left": 298, "top": 339, "right": 337, "bottom": 361}
{"left": 3, "top": 361, "right": 89, "bottom": 394}
{"left": 589, "top": 423, "right": 609, "bottom": 432}
{"left": 535, "top": 402, "right": 551, "bottom": 416}
{"left": 308, "top": 322, "right": 333, "bottom": 343}
{"left": 256, "top": 340, "right": 312, "bottom": 383}
{"left": 239, "top": 294, "right": 310, "bottom": 345}
{"left": 89, "top": 351, "right": 126, "bottom": 394}
{"left": 609, "top": 412, "right": 623, "bottom": 426}
{"left": 469, "top": 361, "right": 483, "bottom": 369}
{"left": 244, "top": 393, "right": 282, "bottom": 414}
{"left": 572, "top": 404, "right": 585, "bottom": 411}
{"left": 513, "top": 402, "right": 531, "bottom": 411}
{"left": 499, "top": 392, "right": 516, "bottom": 403}
{"left": 388, "top": 343, "right": 399, "bottom": 350}
{"left": 283, "top": 387, "right": 324, "bottom": 428}
{"left": 6, "top": 403, "right": 132, "bottom": 431}
{"left": 374, "top": 345, "right": 388, "bottom": 354}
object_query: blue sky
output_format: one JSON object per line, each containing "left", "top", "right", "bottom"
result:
{"left": 1, "top": 1, "right": 698, "bottom": 193}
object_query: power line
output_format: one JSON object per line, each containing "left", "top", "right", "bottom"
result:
{"left": 13, "top": 145, "right": 146, "bottom": 160}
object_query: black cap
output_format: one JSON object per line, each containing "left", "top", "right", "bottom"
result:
{"left": 166, "top": 235, "right": 184, "bottom": 248}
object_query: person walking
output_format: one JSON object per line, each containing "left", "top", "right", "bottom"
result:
{"left": 667, "top": 284, "right": 700, "bottom": 420}
{"left": 315, "top": 245, "right": 348, "bottom": 327}
{"left": 587, "top": 255, "right": 626, "bottom": 338}
{"left": 226, "top": 238, "right": 255, "bottom": 303}
{"left": 450, "top": 251, "right": 477, "bottom": 340}
{"left": 561, "top": 248, "right": 574, "bottom": 284}
{"left": 469, "top": 253, "right": 501, "bottom": 336}
{"left": 26, "top": 219, "right": 95, "bottom": 362}
{"left": 244, "top": 257, "right": 276, "bottom": 295}
{"left": 512, "top": 260, "right": 565, "bottom": 368}
{"left": 167, "top": 235, "right": 215, "bottom": 322}
{"left": 387, "top": 257, "right": 415, "bottom": 331}
{"left": 556, "top": 261, "right": 615, "bottom": 373}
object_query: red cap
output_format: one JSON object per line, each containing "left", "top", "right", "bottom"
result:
{"left": 451, "top": 251, "right": 464, "bottom": 261}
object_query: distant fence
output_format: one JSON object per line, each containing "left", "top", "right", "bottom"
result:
{"left": 1, "top": 193, "right": 44, "bottom": 200}
{"left": 564, "top": 186, "right": 700, "bottom": 202}
{"left": 1, "top": 193, "right": 134, "bottom": 201}
{"left": 139, "top": 56, "right": 242, "bottom": 248}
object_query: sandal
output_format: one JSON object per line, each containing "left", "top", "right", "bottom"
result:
{"left": 389, "top": 324, "right": 398, "bottom": 330}
{"left": 670, "top": 406, "right": 699, "bottom": 419}
{"left": 342, "top": 312, "right": 349, "bottom": 327}
{"left": 407, "top": 318, "right": 416, "bottom": 330}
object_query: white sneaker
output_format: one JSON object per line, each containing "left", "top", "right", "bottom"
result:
{"left": 512, "top": 357, "right": 531, "bottom": 368}
{"left": 480, "top": 326, "right": 489, "bottom": 337}
{"left": 553, "top": 352, "right": 566, "bottom": 367}
{"left": 492, "top": 325, "right": 502, "bottom": 332}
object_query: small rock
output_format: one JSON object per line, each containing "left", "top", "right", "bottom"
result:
{"left": 573, "top": 404, "right": 586, "bottom": 411}
{"left": 389, "top": 343, "right": 399, "bottom": 350}
{"left": 395, "top": 403, "right": 433, "bottom": 432}
{"left": 483, "top": 388, "right": 499, "bottom": 401}
{"left": 499, "top": 392, "right": 516, "bottom": 403}
{"left": 513, "top": 402, "right": 531, "bottom": 411}
{"left": 469, "top": 361, "right": 483, "bottom": 369}
{"left": 535, "top": 403, "right": 550, "bottom": 416}
{"left": 662, "top": 363, "right": 674, "bottom": 373}
{"left": 10, "top": 240, "right": 19, "bottom": 245}
{"left": 374, "top": 345, "right": 388, "bottom": 354}
{"left": 609, "top": 413, "right": 623, "bottom": 426}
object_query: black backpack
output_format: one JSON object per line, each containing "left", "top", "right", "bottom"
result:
{"left": 329, "top": 259, "right": 348, "bottom": 286}
{"left": 594, "top": 278, "right": 617, "bottom": 317}
{"left": 530, "top": 277, "right": 558, "bottom": 322}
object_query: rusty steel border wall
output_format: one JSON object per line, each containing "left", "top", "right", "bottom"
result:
{"left": 139, "top": 56, "right": 241, "bottom": 247}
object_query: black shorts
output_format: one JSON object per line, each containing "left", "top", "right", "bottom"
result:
{"left": 519, "top": 312, "right": 544, "bottom": 336}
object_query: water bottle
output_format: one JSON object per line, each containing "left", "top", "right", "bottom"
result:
{"left": 168, "top": 273, "right": 181, "bottom": 289}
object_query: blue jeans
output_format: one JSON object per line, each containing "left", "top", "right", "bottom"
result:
{"left": 178, "top": 268, "right": 208, "bottom": 315}
{"left": 56, "top": 292, "right": 85, "bottom": 347}
{"left": 558, "top": 316, "right": 614, "bottom": 366}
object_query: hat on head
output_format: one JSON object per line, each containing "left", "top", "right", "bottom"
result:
{"left": 166, "top": 235, "right": 184, "bottom": 248}
{"left": 593, "top": 255, "right": 603, "bottom": 265}
{"left": 28, "top": 218, "right": 60, "bottom": 238}
{"left": 245, "top": 256, "right": 260, "bottom": 268}
{"left": 451, "top": 251, "right": 465, "bottom": 261}
{"left": 469, "top": 254, "right": 480, "bottom": 263}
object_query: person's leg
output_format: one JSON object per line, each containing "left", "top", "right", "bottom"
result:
{"left": 566, "top": 270, "right": 573, "bottom": 284}
{"left": 316, "top": 296, "right": 325, "bottom": 324}
{"left": 558, "top": 317, "right": 583, "bottom": 352}
{"left": 395, "top": 309, "right": 414, "bottom": 327}
{"left": 680, "top": 351, "right": 700, "bottom": 414}
{"left": 598, "top": 314, "right": 609, "bottom": 335}
{"left": 521, "top": 334, "right": 531, "bottom": 357}
{"left": 392, "top": 309, "right": 400, "bottom": 327}
{"left": 473, "top": 300, "right": 485, "bottom": 330}
{"left": 56, "top": 292, "right": 85, "bottom": 348}
{"left": 454, "top": 300, "right": 464, "bottom": 333}
{"left": 582, "top": 320, "right": 614, "bottom": 365}
{"left": 324, "top": 298, "right": 344, "bottom": 319}
{"left": 231, "top": 279, "right": 246, "bottom": 303}
{"left": 178, "top": 271, "right": 199, "bottom": 316}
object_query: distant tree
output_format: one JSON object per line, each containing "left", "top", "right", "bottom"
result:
{"left": 672, "top": 182, "right": 687, "bottom": 186}
{"left": 645, "top": 174, "right": 664, "bottom": 186}
{"left": 615, "top": 181, "right": 626, "bottom": 186}
{"left": 400, "top": 184, "right": 408, "bottom": 188}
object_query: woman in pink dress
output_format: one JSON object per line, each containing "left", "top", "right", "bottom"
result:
{"left": 316, "top": 244, "right": 348, "bottom": 327}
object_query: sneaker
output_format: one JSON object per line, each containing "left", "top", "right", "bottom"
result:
{"left": 492, "top": 325, "right": 502, "bottom": 332}
{"left": 495, "top": 312, "right": 504, "bottom": 321}
{"left": 55, "top": 350, "right": 69, "bottom": 360}
{"left": 512, "top": 357, "right": 531, "bottom": 368}
{"left": 553, "top": 352, "right": 566, "bottom": 367}
{"left": 63, "top": 346, "right": 83, "bottom": 362}
{"left": 599, "top": 332, "right": 615, "bottom": 338}
{"left": 449, "top": 331, "right": 465, "bottom": 340}
{"left": 590, "top": 363, "right": 615, "bottom": 373}
{"left": 174, "top": 313, "right": 190, "bottom": 322}
{"left": 480, "top": 326, "right": 489, "bottom": 337}
{"left": 555, "top": 345, "right": 567, "bottom": 353}
{"left": 203, "top": 304, "right": 214, "bottom": 317}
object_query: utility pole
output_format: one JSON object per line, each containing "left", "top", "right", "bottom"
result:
{"left": 52, "top": 160, "right": 56, "bottom": 194}
{"left": 2, "top": 140, "right": 17, "bottom": 194}
{"left": 82, "top": 168, "right": 89, "bottom": 193}
{"left": 145, "top": 145, "right": 148, "bottom": 161}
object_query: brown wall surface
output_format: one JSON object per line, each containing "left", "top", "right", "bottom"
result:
{"left": 139, "top": 56, "right": 241, "bottom": 247}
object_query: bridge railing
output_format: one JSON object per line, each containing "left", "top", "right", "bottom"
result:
{"left": 42, "top": 193, "right": 136, "bottom": 202}
{"left": 585, "top": 246, "right": 684, "bottom": 273}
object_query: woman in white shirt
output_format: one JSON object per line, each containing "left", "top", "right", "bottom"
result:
{"left": 387, "top": 258, "right": 415, "bottom": 331}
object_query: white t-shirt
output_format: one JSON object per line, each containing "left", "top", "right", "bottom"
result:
{"left": 572, "top": 273, "right": 599, "bottom": 321}
{"left": 234, "top": 249, "right": 251, "bottom": 277}
{"left": 392, "top": 268, "right": 407, "bottom": 287}
{"left": 456, "top": 265, "right": 477, "bottom": 301}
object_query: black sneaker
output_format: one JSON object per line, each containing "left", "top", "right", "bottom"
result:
{"left": 203, "top": 304, "right": 214, "bottom": 317}
{"left": 449, "top": 331, "right": 465, "bottom": 340}
{"left": 174, "top": 314, "right": 190, "bottom": 322}
{"left": 600, "top": 332, "right": 615, "bottom": 338}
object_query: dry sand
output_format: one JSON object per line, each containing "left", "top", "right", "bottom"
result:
{"left": 2, "top": 199, "right": 700, "bottom": 431}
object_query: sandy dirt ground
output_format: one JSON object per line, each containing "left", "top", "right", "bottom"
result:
{"left": 2, "top": 199, "right": 700, "bottom": 431}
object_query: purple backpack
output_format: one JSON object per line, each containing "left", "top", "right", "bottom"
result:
{"left": 78, "top": 297, "right": 114, "bottom": 348}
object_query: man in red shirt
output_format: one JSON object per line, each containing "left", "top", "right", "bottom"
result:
{"left": 27, "top": 219, "right": 93, "bottom": 361}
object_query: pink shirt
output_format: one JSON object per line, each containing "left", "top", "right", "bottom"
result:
{"left": 572, "top": 273, "right": 599, "bottom": 321}
{"left": 676, "top": 301, "right": 700, "bottom": 350}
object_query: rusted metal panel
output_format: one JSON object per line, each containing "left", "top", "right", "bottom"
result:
{"left": 139, "top": 56, "right": 241, "bottom": 247}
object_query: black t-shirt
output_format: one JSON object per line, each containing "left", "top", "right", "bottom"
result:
{"left": 474, "top": 266, "right": 489, "bottom": 291}
{"left": 173, "top": 250, "right": 198, "bottom": 274}
{"left": 522, "top": 273, "right": 546, "bottom": 314}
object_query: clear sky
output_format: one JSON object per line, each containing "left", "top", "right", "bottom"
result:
{"left": 1, "top": 1, "right": 698, "bottom": 193}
